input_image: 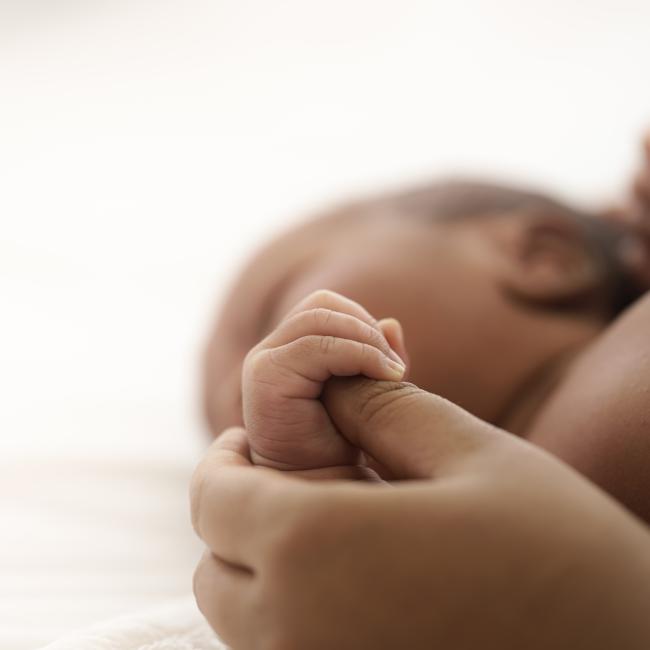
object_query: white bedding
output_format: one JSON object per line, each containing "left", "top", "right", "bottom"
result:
{"left": 41, "top": 599, "right": 223, "bottom": 650}
{"left": 0, "top": 455, "right": 205, "bottom": 650}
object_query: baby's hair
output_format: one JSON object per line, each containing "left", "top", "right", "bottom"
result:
{"left": 380, "top": 179, "right": 642, "bottom": 317}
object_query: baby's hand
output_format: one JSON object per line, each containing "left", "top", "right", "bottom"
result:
{"left": 242, "top": 290, "right": 407, "bottom": 472}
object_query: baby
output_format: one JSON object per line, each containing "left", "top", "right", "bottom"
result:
{"left": 204, "top": 135, "right": 650, "bottom": 518}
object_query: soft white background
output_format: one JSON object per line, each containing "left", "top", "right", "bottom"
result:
{"left": 1, "top": 1, "right": 649, "bottom": 648}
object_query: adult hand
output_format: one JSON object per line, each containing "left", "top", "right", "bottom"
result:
{"left": 191, "top": 378, "right": 650, "bottom": 650}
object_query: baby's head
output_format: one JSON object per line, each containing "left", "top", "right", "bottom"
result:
{"left": 205, "top": 179, "right": 643, "bottom": 435}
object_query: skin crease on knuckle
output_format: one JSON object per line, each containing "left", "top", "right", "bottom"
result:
{"left": 305, "top": 289, "right": 377, "bottom": 329}
{"left": 318, "top": 334, "right": 336, "bottom": 355}
{"left": 311, "top": 306, "right": 334, "bottom": 329}
{"left": 311, "top": 307, "right": 387, "bottom": 352}
{"left": 363, "top": 321, "right": 388, "bottom": 352}
{"left": 355, "top": 379, "right": 425, "bottom": 429}
{"left": 248, "top": 348, "right": 299, "bottom": 388}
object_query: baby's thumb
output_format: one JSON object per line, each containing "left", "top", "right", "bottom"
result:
{"left": 322, "top": 377, "right": 508, "bottom": 480}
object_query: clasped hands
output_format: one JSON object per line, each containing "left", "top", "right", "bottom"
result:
{"left": 191, "top": 291, "right": 650, "bottom": 650}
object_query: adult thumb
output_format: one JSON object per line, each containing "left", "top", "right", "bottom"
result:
{"left": 322, "top": 377, "right": 508, "bottom": 479}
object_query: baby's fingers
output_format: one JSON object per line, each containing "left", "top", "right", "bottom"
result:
{"left": 278, "top": 290, "right": 404, "bottom": 360}
{"left": 249, "top": 336, "right": 405, "bottom": 397}
{"left": 283, "top": 289, "right": 377, "bottom": 327}
{"left": 258, "top": 307, "right": 404, "bottom": 366}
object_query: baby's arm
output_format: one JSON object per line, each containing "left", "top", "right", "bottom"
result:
{"left": 242, "top": 290, "right": 407, "bottom": 472}
{"left": 527, "top": 291, "right": 650, "bottom": 523}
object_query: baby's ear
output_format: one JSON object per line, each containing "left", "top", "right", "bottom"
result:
{"left": 378, "top": 318, "right": 410, "bottom": 379}
{"left": 498, "top": 213, "right": 604, "bottom": 309}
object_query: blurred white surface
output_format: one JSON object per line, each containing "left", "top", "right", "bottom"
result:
{"left": 1, "top": 0, "right": 649, "bottom": 648}
{"left": 0, "top": 458, "right": 203, "bottom": 650}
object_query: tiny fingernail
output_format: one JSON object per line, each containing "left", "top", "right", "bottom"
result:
{"left": 387, "top": 347, "right": 406, "bottom": 367}
{"left": 384, "top": 358, "right": 406, "bottom": 380}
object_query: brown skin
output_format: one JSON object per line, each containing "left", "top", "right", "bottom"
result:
{"left": 528, "top": 292, "right": 650, "bottom": 522}
{"left": 203, "top": 135, "right": 650, "bottom": 519}
{"left": 192, "top": 384, "right": 650, "bottom": 650}
{"left": 242, "top": 290, "right": 408, "bottom": 472}
{"left": 194, "top": 143, "right": 650, "bottom": 645}
{"left": 205, "top": 204, "right": 608, "bottom": 436}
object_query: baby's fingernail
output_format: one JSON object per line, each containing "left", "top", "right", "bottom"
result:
{"left": 384, "top": 357, "right": 406, "bottom": 381}
{"left": 387, "top": 348, "right": 406, "bottom": 367}
{"left": 379, "top": 318, "right": 406, "bottom": 365}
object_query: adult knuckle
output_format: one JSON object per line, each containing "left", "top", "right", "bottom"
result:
{"left": 355, "top": 379, "right": 423, "bottom": 427}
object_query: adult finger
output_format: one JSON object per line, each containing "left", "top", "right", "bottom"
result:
{"left": 193, "top": 550, "right": 254, "bottom": 649}
{"left": 190, "top": 427, "right": 300, "bottom": 566}
{"left": 322, "top": 377, "right": 510, "bottom": 480}
{"left": 190, "top": 427, "right": 251, "bottom": 538}
{"left": 285, "top": 464, "right": 383, "bottom": 482}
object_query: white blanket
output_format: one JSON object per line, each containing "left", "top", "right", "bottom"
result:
{"left": 41, "top": 599, "right": 224, "bottom": 650}
{"left": 0, "top": 455, "right": 206, "bottom": 650}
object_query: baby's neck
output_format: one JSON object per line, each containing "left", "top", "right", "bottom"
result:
{"left": 496, "top": 345, "right": 586, "bottom": 437}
